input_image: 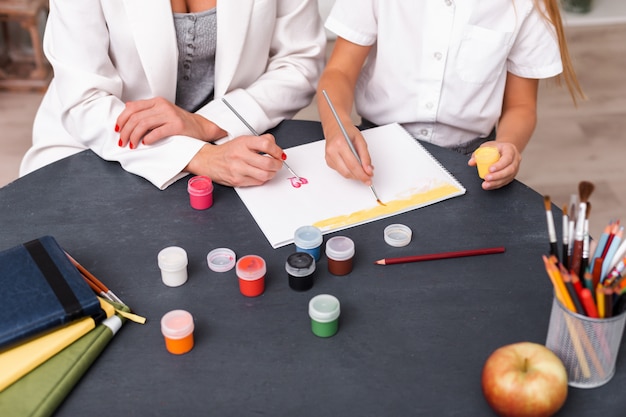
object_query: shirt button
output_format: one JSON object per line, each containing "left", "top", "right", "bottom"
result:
{"left": 420, "top": 129, "right": 429, "bottom": 136}
{"left": 445, "top": 0, "right": 453, "bottom": 6}
{"left": 434, "top": 52, "right": 443, "bottom": 61}
{"left": 426, "top": 102, "right": 434, "bottom": 110}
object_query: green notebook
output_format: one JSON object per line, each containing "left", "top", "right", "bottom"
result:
{"left": 0, "top": 311, "right": 127, "bottom": 417}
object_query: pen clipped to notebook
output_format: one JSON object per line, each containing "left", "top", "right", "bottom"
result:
{"left": 221, "top": 97, "right": 302, "bottom": 181}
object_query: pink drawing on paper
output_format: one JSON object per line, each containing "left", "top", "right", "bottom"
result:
{"left": 288, "top": 177, "right": 309, "bottom": 188}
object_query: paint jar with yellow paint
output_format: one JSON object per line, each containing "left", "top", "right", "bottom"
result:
{"left": 474, "top": 146, "right": 500, "bottom": 179}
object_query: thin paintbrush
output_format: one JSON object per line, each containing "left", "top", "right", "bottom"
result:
{"left": 544, "top": 196, "right": 559, "bottom": 261}
{"left": 567, "top": 194, "right": 578, "bottom": 262}
{"left": 221, "top": 97, "right": 302, "bottom": 181}
{"left": 580, "top": 202, "right": 591, "bottom": 279}
{"left": 321, "top": 89, "right": 383, "bottom": 205}
{"left": 562, "top": 205, "right": 569, "bottom": 269}
{"left": 569, "top": 181, "right": 594, "bottom": 277}
{"left": 65, "top": 252, "right": 127, "bottom": 307}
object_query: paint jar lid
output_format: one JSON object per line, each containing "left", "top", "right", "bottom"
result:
{"left": 309, "top": 294, "right": 340, "bottom": 323}
{"left": 187, "top": 175, "right": 214, "bottom": 196}
{"left": 325, "top": 236, "right": 355, "bottom": 261}
{"left": 286, "top": 252, "right": 316, "bottom": 277}
{"left": 236, "top": 255, "right": 266, "bottom": 281}
{"left": 157, "top": 246, "right": 188, "bottom": 272}
{"left": 384, "top": 224, "right": 412, "bottom": 247}
{"left": 294, "top": 225, "right": 323, "bottom": 250}
{"left": 161, "top": 309, "right": 194, "bottom": 340}
{"left": 207, "top": 248, "right": 236, "bottom": 272}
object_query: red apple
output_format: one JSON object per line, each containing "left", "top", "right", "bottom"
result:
{"left": 481, "top": 342, "right": 568, "bottom": 417}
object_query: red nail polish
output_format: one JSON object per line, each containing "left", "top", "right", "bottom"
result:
{"left": 281, "top": 152, "right": 287, "bottom": 161}
{"left": 129, "top": 142, "right": 134, "bottom": 150}
{"left": 115, "top": 124, "right": 120, "bottom": 132}
{"left": 118, "top": 138, "right": 123, "bottom": 147}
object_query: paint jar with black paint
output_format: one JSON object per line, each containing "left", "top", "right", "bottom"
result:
{"left": 286, "top": 252, "right": 316, "bottom": 291}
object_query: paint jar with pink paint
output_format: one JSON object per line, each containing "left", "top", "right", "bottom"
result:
{"left": 236, "top": 255, "right": 266, "bottom": 297}
{"left": 187, "top": 175, "right": 214, "bottom": 210}
{"left": 325, "top": 236, "right": 355, "bottom": 276}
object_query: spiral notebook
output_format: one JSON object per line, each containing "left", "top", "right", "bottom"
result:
{"left": 235, "top": 123, "right": 466, "bottom": 248}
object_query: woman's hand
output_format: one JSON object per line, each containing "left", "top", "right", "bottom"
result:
{"left": 468, "top": 141, "right": 521, "bottom": 190}
{"left": 115, "top": 97, "right": 226, "bottom": 149}
{"left": 185, "top": 133, "right": 285, "bottom": 187}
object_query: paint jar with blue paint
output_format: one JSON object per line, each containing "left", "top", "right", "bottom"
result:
{"left": 294, "top": 225, "right": 323, "bottom": 261}
{"left": 286, "top": 252, "right": 316, "bottom": 291}
{"left": 309, "top": 294, "right": 340, "bottom": 338}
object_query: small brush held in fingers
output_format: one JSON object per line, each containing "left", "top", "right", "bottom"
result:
{"left": 321, "top": 90, "right": 384, "bottom": 205}
{"left": 221, "top": 98, "right": 302, "bottom": 181}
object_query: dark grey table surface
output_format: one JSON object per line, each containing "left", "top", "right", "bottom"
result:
{"left": 1, "top": 120, "right": 624, "bottom": 416}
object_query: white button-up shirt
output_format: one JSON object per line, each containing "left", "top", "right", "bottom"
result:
{"left": 325, "top": 0, "right": 563, "bottom": 148}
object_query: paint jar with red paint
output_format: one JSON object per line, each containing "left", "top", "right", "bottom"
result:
{"left": 325, "top": 236, "right": 355, "bottom": 276}
{"left": 286, "top": 252, "right": 316, "bottom": 291}
{"left": 161, "top": 309, "right": 195, "bottom": 355}
{"left": 187, "top": 175, "right": 214, "bottom": 210}
{"left": 294, "top": 225, "right": 323, "bottom": 261}
{"left": 236, "top": 255, "right": 266, "bottom": 297}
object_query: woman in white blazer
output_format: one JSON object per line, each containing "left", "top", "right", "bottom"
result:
{"left": 20, "top": 0, "right": 326, "bottom": 189}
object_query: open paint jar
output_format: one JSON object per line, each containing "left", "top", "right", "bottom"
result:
{"left": 309, "top": 294, "right": 340, "bottom": 337}
{"left": 384, "top": 224, "right": 412, "bottom": 247}
{"left": 206, "top": 247, "right": 236, "bottom": 272}
{"left": 187, "top": 175, "right": 214, "bottom": 210}
{"left": 325, "top": 236, "right": 355, "bottom": 276}
{"left": 161, "top": 309, "right": 195, "bottom": 355}
{"left": 236, "top": 255, "right": 266, "bottom": 297}
{"left": 286, "top": 252, "right": 316, "bottom": 291}
{"left": 294, "top": 225, "right": 323, "bottom": 261}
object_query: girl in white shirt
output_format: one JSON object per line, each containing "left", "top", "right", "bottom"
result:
{"left": 20, "top": 0, "right": 325, "bottom": 189}
{"left": 317, "top": 0, "right": 583, "bottom": 190}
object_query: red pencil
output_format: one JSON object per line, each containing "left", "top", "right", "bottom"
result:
{"left": 374, "top": 246, "right": 505, "bottom": 265}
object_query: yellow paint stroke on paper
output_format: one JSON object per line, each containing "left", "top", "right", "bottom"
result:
{"left": 313, "top": 183, "right": 461, "bottom": 230}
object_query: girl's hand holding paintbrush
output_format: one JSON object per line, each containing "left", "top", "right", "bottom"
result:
{"left": 323, "top": 119, "right": 375, "bottom": 186}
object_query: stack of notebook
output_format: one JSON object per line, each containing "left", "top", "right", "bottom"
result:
{"left": 0, "top": 236, "right": 133, "bottom": 417}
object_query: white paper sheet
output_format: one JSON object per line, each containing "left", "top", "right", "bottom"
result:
{"left": 235, "top": 123, "right": 466, "bottom": 248}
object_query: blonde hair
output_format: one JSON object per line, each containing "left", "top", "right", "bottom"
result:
{"left": 537, "top": 0, "right": 586, "bottom": 103}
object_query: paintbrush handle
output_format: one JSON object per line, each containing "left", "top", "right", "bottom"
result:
{"left": 222, "top": 97, "right": 302, "bottom": 180}
{"left": 570, "top": 239, "right": 584, "bottom": 278}
{"left": 322, "top": 90, "right": 382, "bottom": 203}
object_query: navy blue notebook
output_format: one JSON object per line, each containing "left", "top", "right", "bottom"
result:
{"left": 0, "top": 236, "right": 102, "bottom": 350}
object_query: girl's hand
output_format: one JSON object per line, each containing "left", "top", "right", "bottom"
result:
{"left": 468, "top": 141, "right": 521, "bottom": 190}
{"left": 324, "top": 123, "right": 374, "bottom": 185}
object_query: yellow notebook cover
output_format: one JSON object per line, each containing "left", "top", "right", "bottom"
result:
{"left": 0, "top": 298, "right": 114, "bottom": 392}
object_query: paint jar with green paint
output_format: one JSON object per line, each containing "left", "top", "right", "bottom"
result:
{"left": 308, "top": 294, "right": 340, "bottom": 338}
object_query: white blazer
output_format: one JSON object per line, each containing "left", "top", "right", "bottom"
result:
{"left": 20, "top": 0, "right": 326, "bottom": 189}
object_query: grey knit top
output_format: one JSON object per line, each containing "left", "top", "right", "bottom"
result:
{"left": 174, "top": 8, "right": 217, "bottom": 112}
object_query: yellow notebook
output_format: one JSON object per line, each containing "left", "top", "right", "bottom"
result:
{"left": 0, "top": 298, "right": 114, "bottom": 392}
